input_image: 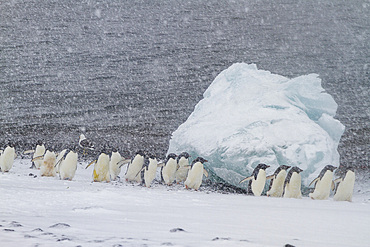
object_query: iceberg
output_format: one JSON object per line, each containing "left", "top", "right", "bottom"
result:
{"left": 167, "top": 63, "right": 345, "bottom": 191}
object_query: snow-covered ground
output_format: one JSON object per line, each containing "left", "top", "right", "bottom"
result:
{"left": 1, "top": 159, "right": 369, "bottom": 247}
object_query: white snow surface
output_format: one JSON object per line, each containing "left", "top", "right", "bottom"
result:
{"left": 168, "top": 63, "right": 345, "bottom": 188}
{"left": 1, "top": 159, "right": 369, "bottom": 247}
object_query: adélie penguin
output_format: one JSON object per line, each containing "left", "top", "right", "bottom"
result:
{"left": 125, "top": 150, "right": 145, "bottom": 183}
{"left": 109, "top": 148, "right": 123, "bottom": 181}
{"left": 266, "top": 165, "right": 291, "bottom": 197}
{"left": 57, "top": 148, "right": 78, "bottom": 181}
{"left": 333, "top": 166, "right": 355, "bottom": 202}
{"left": 309, "top": 165, "right": 337, "bottom": 200}
{"left": 239, "top": 163, "right": 270, "bottom": 196}
{"left": 30, "top": 140, "right": 46, "bottom": 169}
{"left": 184, "top": 157, "right": 208, "bottom": 190}
{"left": 86, "top": 150, "right": 111, "bottom": 182}
{"left": 0, "top": 143, "right": 16, "bottom": 172}
{"left": 283, "top": 166, "right": 303, "bottom": 199}
{"left": 55, "top": 149, "right": 68, "bottom": 174}
{"left": 140, "top": 154, "right": 159, "bottom": 188}
{"left": 175, "top": 152, "right": 191, "bottom": 183}
{"left": 161, "top": 153, "right": 178, "bottom": 185}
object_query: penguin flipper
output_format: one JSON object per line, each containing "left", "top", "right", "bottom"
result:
{"left": 331, "top": 180, "right": 336, "bottom": 191}
{"left": 333, "top": 178, "right": 342, "bottom": 184}
{"left": 118, "top": 159, "right": 131, "bottom": 168}
{"left": 157, "top": 162, "right": 165, "bottom": 167}
{"left": 239, "top": 176, "right": 253, "bottom": 184}
{"left": 309, "top": 177, "right": 319, "bottom": 187}
{"left": 203, "top": 168, "right": 209, "bottom": 177}
{"left": 135, "top": 166, "right": 145, "bottom": 178}
{"left": 24, "top": 150, "right": 35, "bottom": 154}
{"left": 85, "top": 160, "right": 96, "bottom": 169}
{"left": 31, "top": 155, "right": 44, "bottom": 162}
{"left": 266, "top": 175, "right": 275, "bottom": 180}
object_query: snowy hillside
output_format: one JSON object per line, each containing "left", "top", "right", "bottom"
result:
{"left": 0, "top": 159, "right": 369, "bottom": 247}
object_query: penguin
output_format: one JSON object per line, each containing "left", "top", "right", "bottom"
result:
{"left": 55, "top": 149, "right": 68, "bottom": 174}
{"left": 175, "top": 152, "right": 191, "bottom": 183}
{"left": 309, "top": 165, "right": 337, "bottom": 200}
{"left": 125, "top": 150, "right": 145, "bottom": 183}
{"left": 0, "top": 144, "right": 16, "bottom": 172}
{"left": 39, "top": 150, "right": 57, "bottom": 177}
{"left": 266, "top": 165, "right": 291, "bottom": 197}
{"left": 184, "top": 157, "right": 208, "bottom": 190}
{"left": 239, "top": 163, "right": 270, "bottom": 196}
{"left": 109, "top": 148, "right": 122, "bottom": 181}
{"left": 161, "top": 153, "right": 178, "bottom": 185}
{"left": 86, "top": 151, "right": 110, "bottom": 182}
{"left": 78, "top": 134, "right": 94, "bottom": 155}
{"left": 333, "top": 167, "right": 355, "bottom": 202}
{"left": 57, "top": 148, "right": 78, "bottom": 181}
{"left": 32, "top": 140, "right": 46, "bottom": 169}
{"left": 140, "top": 154, "right": 159, "bottom": 188}
{"left": 283, "top": 166, "right": 303, "bottom": 199}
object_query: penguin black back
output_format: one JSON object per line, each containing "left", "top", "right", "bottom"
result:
{"left": 268, "top": 165, "right": 291, "bottom": 190}
{"left": 318, "top": 165, "right": 337, "bottom": 180}
{"left": 284, "top": 166, "right": 303, "bottom": 189}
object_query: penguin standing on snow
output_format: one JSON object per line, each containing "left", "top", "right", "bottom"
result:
{"left": 333, "top": 167, "right": 355, "bottom": 202}
{"left": 57, "top": 148, "right": 78, "bottom": 181}
{"left": 140, "top": 154, "right": 159, "bottom": 188}
{"left": 175, "top": 152, "right": 191, "bottom": 183}
{"left": 184, "top": 157, "right": 208, "bottom": 190}
{"left": 38, "top": 150, "right": 57, "bottom": 177}
{"left": 86, "top": 149, "right": 111, "bottom": 182}
{"left": 283, "top": 166, "right": 303, "bottom": 199}
{"left": 29, "top": 140, "right": 45, "bottom": 169}
{"left": 109, "top": 148, "right": 123, "bottom": 181}
{"left": 125, "top": 150, "right": 145, "bottom": 183}
{"left": 55, "top": 149, "right": 68, "bottom": 174}
{"left": 0, "top": 143, "right": 16, "bottom": 172}
{"left": 309, "top": 165, "right": 337, "bottom": 200}
{"left": 239, "top": 163, "right": 270, "bottom": 196}
{"left": 161, "top": 153, "right": 178, "bottom": 185}
{"left": 266, "top": 165, "right": 291, "bottom": 197}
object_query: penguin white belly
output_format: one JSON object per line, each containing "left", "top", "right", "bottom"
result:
{"left": 0, "top": 147, "right": 15, "bottom": 172}
{"left": 267, "top": 170, "right": 287, "bottom": 197}
{"left": 55, "top": 149, "right": 67, "bottom": 173}
{"left": 284, "top": 172, "right": 302, "bottom": 199}
{"left": 40, "top": 151, "right": 56, "bottom": 177}
{"left": 144, "top": 159, "right": 158, "bottom": 187}
{"left": 175, "top": 158, "right": 189, "bottom": 183}
{"left": 94, "top": 154, "right": 110, "bottom": 182}
{"left": 333, "top": 171, "right": 355, "bottom": 202}
{"left": 162, "top": 160, "right": 177, "bottom": 185}
{"left": 33, "top": 144, "right": 45, "bottom": 169}
{"left": 309, "top": 171, "right": 333, "bottom": 200}
{"left": 59, "top": 152, "right": 78, "bottom": 181}
{"left": 125, "top": 156, "right": 144, "bottom": 183}
{"left": 185, "top": 163, "right": 203, "bottom": 190}
{"left": 109, "top": 152, "right": 122, "bottom": 181}
{"left": 251, "top": 170, "right": 266, "bottom": 196}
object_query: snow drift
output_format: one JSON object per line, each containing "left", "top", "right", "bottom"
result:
{"left": 168, "top": 63, "right": 345, "bottom": 189}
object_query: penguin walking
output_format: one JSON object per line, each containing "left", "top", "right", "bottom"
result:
{"left": 239, "top": 163, "right": 270, "bottom": 196}
{"left": 86, "top": 151, "right": 110, "bottom": 182}
{"left": 125, "top": 151, "right": 145, "bottom": 183}
{"left": 0, "top": 144, "right": 16, "bottom": 172}
{"left": 57, "top": 149, "right": 78, "bottom": 181}
{"left": 161, "top": 153, "right": 178, "bottom": 185}
{"left": 109, "top": 149, "right": 122, "bottom": 181}
{"left": 38, "top": 150, "right": 57, "bottom": 177}
{"left": 140, "top": 154, "right": 159, "bottom": 188}
{"left": 266, "top": 165, "right": 291, "bottom": 197}
{"left": 333, "top": 167, "right": 355, "bottom": 202}
{"left": 175, "top": 152, "right": 191, "bottom": 184}
{"left": 184, "top": 157, "right": 208, "bottom": 190}
{"left": 30, "top": 140, "right": 46, "bottom": 169}
{"left": 309, "top": 165, "right": 337, "bottom": 200}
{"left": 283, "top": 166, "right": 303, "bottom": 199}
{"left": 78, "top": 134, "right": 94, "bottom": 155}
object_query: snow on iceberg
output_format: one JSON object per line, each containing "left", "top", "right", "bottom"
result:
{"left": 167, "top": 63, "right": 345, "bottom": 190}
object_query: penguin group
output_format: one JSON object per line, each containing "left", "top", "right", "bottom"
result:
{"left": 1, "top": 135, "right": 356, "bottom": 200}
{"left": 239, "top": 164, "right": 355, "bottom": 201}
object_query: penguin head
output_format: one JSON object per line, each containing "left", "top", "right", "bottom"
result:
{"left": 135, "top": 150, "right": 145, "bottom": 157}
{"left": 6, "top": 140, "right": 15, "bottom": 148}
{"left": 256, "top": 163, "right": 270, "bottom": 170}
{"left": 112, "top": 147, "right": 118, "bottom": 153}
{"left": 177, "top": 152, "right": 190, "bottom": 162}
{"left": 290, "top": 166, "right": 303, "bottom": 174}
{"left": 191, "top": 157, "right": 208, "bottom": 165}
{"left": 166, "top": 153, "right": 177, "bottom": 162}
{"left": 36, "top": 140, "right": 44, "bottom": 146}
{"left": 280, "top": 165, "right": 291, "bottom": 170}
{"left": 146, "top": 153, "right": 156, "bottom": 160}
{"left": 323, "top": 165, "right": 337, "bottom": 172}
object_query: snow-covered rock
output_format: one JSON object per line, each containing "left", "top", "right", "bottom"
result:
{"left": 168, "top": 63, "right": 345, "bottom": 189}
